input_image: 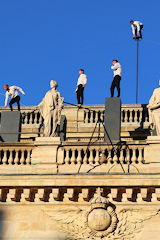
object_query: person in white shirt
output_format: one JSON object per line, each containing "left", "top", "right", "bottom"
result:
{"left": 4, "top": 84, "right": 25, "bottom": 111}
{"left": 130, "top": 20, "right": 143, "bottom": 39}
{"left": 110, "top": 60, "right": 122, "bottom": 97}
{"left": 75, "top": 69, "right": 87, "bottom": 105}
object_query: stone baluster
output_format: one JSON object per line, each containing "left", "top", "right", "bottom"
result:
{"left": 6, "top": 189, "right": 16, "bottom": 203}
{"left": 65, "top": 149, "right": 70, "bottom": 164}
{"left": 131, "top": 148, "right": 137, "bottom": 164}
{"left": 138, "top": 148, "right": 143, "bottom": 163}
{"left": 49, "top": 188, "right": 59, "bottom": 202}
{"left": 63, "top": 189, "right": 74, "bottom": 202}
{"left": 90, "top": 111, "right": 94, "bottom": 123}
{"left": 24, "top": 112, "right": 28, "bottom": 124}
{"left": 70, "top": 148, "right": 76, "bottom": 164}
{"left": 29, "top": 112, "right": 33, "bottom": 124}
{"left": 83, "top": 149, "right": 88, "bottom": 164}
{"left": 78, "top": 189, "right": 89, "bottom": 202}
{"left": 8, "top": 150, "right": 13, "bottom": 164}
{"left": 125, "top": 148, "right": 130, "bottom": 164}
{"left": 95, "top": 148, "right": 100, "bottom": 165}
{"left": 20, "top": 149, "right": 25, "bottom": 165}
{"left": 39, "top": 114, "right": 43, "bottom": 124}
{"left": 89, "top": 149, "right": 94, "bottom": 164}
{"left": 20, "top": 189, "right": 30, "bottom": 203}
{"left": 108, "top": 148, "right": 112, "bottom": 163}
{"left": 77, "top": 149, "right": 82, "bottom": 164}
{"left": 113, "top": 149, "right": 118, "bottom": 163}
{"left": 35, "top": 189, "right": 44, "bottom": 203}
{"left": 3, "top": 150, "right": 8, "bottom": 164}
{"left": 129, "top": 109, "right": 133, "bottom": 122}
{"left": 119, "top": 148, "right": 124, "bottom": 163}
{"left": 135, "top": 109, "right": 138, "bottom": 122}
{"left": 124, "top": 110, "right": 128, "bottom": 122}
{"left": 121, "top": 110, "right": 124, "bottom": 122}
{"left": 34, "top": 111, "right": 38, "bottom": 124}
{"left": 139, "top": 108, "right": 143, "bottom": 122}
{"left": 14, "top": 150, "right": 19, "bottom": 164}
{"left": 26, "top": 150, "right": 31, "bottom": 165}
{"left": 95, "top": 111, "right": 98, "bottom": 122}
{"left": 85, "top": 111, "right": 89, "bottom": 123}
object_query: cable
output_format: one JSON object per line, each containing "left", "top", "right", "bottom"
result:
{"left": 63, "top": 101, "right": 127, "bottom": 174}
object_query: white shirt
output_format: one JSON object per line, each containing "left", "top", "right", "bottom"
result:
{"left": 77, "top": 74, "right": 87, "bottom": 86}
{"left": 111, "top": 62, "right": 122, "bottom": 77}
{"left": 5, "top": 86, "right": 25, "bottom": 106}
{"left": 131, "top": 21, "right": 143, "bottom": 35}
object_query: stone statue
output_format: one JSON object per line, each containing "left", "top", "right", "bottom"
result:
{"left": 38, "top": 80, "right": 64, "bottom": 137}
{"left": 147, "top": 85, "right": 160, "bottom": 136}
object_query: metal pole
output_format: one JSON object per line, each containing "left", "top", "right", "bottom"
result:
{"left": 136, "top": 39, "right": 139, "bottom": 104}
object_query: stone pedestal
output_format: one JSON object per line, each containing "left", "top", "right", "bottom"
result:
{"left": 31, "top": 137, "right": 64, "bottom": 173}
{"left": 145, "top": 136, "right": 160, "bottom": 163}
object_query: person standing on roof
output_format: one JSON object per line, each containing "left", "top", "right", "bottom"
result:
{"left": 75, "top": 69, "right": 87, "bottom": 105}
{"left": 110, "top": 59, "right": 122, "bottom": 98}
{"left": 130, "top": 20, "right": 143, "bottom": 40}
{"left": 4, "top": 84, "right": 25, "bottom": 111}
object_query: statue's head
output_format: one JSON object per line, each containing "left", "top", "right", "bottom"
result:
{"left": 50, "top": 80, "right": 58, "bottom": 89}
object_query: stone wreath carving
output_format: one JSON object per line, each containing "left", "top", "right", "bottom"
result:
{"left": 43, "top": 194, "right": 160, "bottom": 240}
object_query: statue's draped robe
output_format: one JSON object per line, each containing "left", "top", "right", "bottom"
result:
{"left": 39, "top": 89, "right": 63, "bottom": 137}
{"left": 148, "top": 88, "right": 160, "bottom": 136}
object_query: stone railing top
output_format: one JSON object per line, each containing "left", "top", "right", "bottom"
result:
{"left": 0, "top": 104, "right": 148, "bottom": 111}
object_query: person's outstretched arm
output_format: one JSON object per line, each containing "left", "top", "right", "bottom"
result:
{"left": 131, "top": 24, "right": 135, "bottom": 36}
{"left": 15, "top": 86, "right": 25, "bottom": 95}
{"left": 4, "top": 92, "right": 9, "bottom": 107}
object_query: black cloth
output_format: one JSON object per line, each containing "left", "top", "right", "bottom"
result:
{"left": 77, "top": 84, "right": 84, "bottom": 104}
{"left": 110, "top": 75, "right": 121, "bottom": 97}
{"left": 9, "top": 96, "right": 21, "bottom": 111}
{"left": 135, "top": 24, "right": 143, "bottom": 38}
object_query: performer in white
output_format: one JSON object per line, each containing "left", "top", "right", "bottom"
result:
{"left": 147, "top": 81, "right": 160, "bottom": 136}
{"left": 75, "top": 69, "right": 87, "bottom": 105}
{"left": 38, "top": 80, "right": 64, "bottom": 137}
{"left": 130, "top": 20, "right": 143, "bottom": 39}
{"left": 4, "top": 84, "right": 25, "bottom": 111}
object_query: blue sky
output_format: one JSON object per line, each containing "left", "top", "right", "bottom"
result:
{"left": 0, "top": 0, "right": 159, "bottom": 106}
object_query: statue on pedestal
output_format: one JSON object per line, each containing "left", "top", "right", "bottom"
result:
{"left": 38, "top": 80, "right": 64, "bottom": 137}
{"left": 147, "top": 85, "right": 160, "bottom": 136}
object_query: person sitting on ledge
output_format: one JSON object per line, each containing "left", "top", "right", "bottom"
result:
{"left": 4, "top": 84, "right": 25, "bottom": 111}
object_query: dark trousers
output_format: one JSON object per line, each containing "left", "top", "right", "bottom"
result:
{"left": 77, "top": 84, "right": 84, "bottom": 104}
{"left": 135, "top": 25, "right": 143, "bottom": 38}
{"left": 110, "top": 75, "right": 121, "bottom": 97}
{"left": 9, "top": 96, "right": 21, "bottom": 111}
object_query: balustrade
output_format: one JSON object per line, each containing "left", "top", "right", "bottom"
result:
{"left": 0, "top": 148, "right": 32, "bottom": 165}
{"left": 0, "top": 105, "right": 149, "bottom": 125}
{"left": 61, "top": 144, "right": 145, "bottom": 166}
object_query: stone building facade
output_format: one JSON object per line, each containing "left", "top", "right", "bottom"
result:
{"left": 0, "top": 104, "right": 159, "bottom": 240}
